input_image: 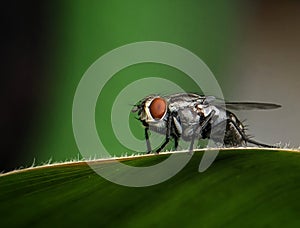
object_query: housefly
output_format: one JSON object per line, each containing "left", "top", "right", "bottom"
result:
{"left": 131, "top": 93, "right": 281, "bottom": 153}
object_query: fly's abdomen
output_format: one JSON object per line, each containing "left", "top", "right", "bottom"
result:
{"left": 223, "top": 112, "right": 246, "bottom": 146}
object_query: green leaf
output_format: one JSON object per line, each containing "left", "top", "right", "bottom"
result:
{"left": 1, "top": 149, "right": 300, "bottom": 227}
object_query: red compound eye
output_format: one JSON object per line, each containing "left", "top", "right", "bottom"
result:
{"left": 149, "top": 97, "right": 166, "bottom": 120}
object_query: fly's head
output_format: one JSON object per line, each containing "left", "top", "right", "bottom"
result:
{"left": 132, "top": 96, "right": 168, "bottom": 124}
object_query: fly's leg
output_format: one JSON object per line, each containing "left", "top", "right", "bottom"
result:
{"left": 172, "top": 114, "right": 182, "bottom": 151}
{"left": 189, "top": 110, "right": 216, "bottom": 152}
{"left": 156, "top": 136, "right": 170, "bottom": 153}
{"left": 198, "top": 110, "right": 216, "bottom": 139}
{"left": 246, "top": 138, "right": 275, "bottom": 148}
{"left": 189, "top": 132, "right": 197, "bottom": 152}
{"left": 145, "top": 127, "right": 152, "bottom": 154}
{"left": 174, "top": 135, "right": 179, "bottom": 150}
{"left": 156, "top": 115, "right": 172, "bottom": 153}
{"left": 226, "top": 119, "right": 275, "bottom": 148}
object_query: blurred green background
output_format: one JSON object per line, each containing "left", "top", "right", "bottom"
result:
{"left": 2, "top": 1, "right": 300, "bottom": 171}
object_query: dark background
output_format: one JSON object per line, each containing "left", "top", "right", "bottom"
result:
{"left": 2, "top": 2, "right": 51, "bottom": 171}
{"left": 2, "top": 1, "right": 300, "bottom": 172}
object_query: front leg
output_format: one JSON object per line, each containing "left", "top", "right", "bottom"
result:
{"left": 156, "top": 115, "right": 172, "bottom": 153}
{"left": 156, "top": 136, "right": 170, "bottom": 153}
{"left": 145, "top": 127, "right": 152, "bottom": 154}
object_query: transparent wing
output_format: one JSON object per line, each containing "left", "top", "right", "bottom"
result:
{"left": 224, "top": 102, "right": 281, "bottom": 110}
{"left": 207, "top": 96, "right": 282, "bottom": 110}
{"left": 166, "top": 93, "right": 281, "bottom": 110}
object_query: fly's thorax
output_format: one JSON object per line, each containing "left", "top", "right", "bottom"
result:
{"left": 195, "top": 104, "right": 221, "bottom": 117}
{"left": 194, "top": 104, "right": 225, "bottom": 127}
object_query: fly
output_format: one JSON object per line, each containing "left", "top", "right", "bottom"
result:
{"left": 131, "top": 93, "right": 281, "bottom": 153}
